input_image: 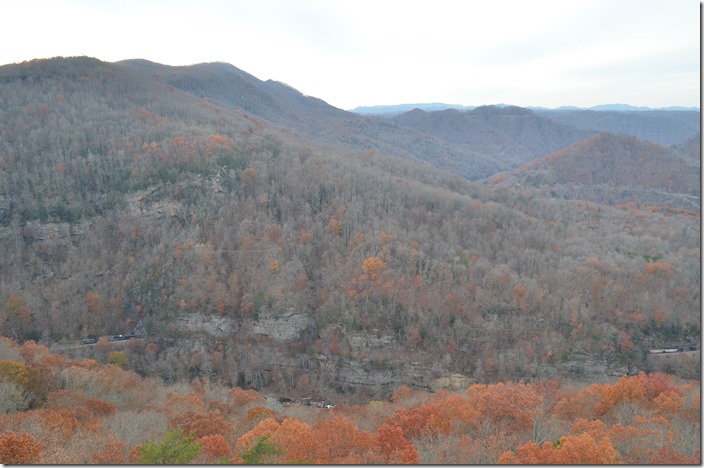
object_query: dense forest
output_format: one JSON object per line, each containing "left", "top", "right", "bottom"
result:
{"left": 0, "top": 56, "right": 700, "bottom": 463}
{"left": 0, "top": 337, "right": 699, "bottom": 463}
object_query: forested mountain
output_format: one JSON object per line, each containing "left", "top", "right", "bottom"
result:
{"left": 488, "top": 132, "right": 700, "bottom": 210}
{"left": 0, "top": 56, "right": 700, "bottom": 412}
{"left": 116, "top": 59, "right": 503, "bottom": 180}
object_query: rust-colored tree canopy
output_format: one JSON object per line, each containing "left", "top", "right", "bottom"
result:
{"left": 0, "top": 336, "right": 699, "bottom": 464}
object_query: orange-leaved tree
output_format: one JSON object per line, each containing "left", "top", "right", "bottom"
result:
{"left": 0, "top": 430, "right": 42, "bottom": 464}
{"left": 199, "top": 434, "right": 231, "bottom": 462}
{"left": 362, "top": 257, "right": 387, "bottom": 281}
{"left": 310, "top": 413, "right": 379, "bottom": 464}
{"left": 376, "top": 423, "right": 419, "bottom": 464}
{"left": 169, "top": 410, "right": 233, "bottom": 439}
{"left": 236, "top": 417, "right": 313, "bottom": 464}
{"left": 498, "top": 433, "right": 619, "bottom": 464}
{"left": 91, "top": 440, "right": 128, "bottom": 464}
{"left": 466, "top": 381, "right": 543, "bottom": 431}
{"left": 384, "top": 390, "right": 480, "bottom": 439}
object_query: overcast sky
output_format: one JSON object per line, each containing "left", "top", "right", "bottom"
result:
{"left": 2, "top": 0, "right": 700, "bottom": 110}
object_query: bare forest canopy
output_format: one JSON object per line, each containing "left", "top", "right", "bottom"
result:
{"left": 0, "top": 56, "right": 700, "bottom": 420}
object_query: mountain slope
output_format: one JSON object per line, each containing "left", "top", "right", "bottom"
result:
{"left": 672, "top": 132, "right": 701, "bottom": 163}
{"left": 391, "top": 106, "right": 597, "bottom": 169}
{"left": 0, "top": 57, "right": 699, "bottom": 403}
{"left": 489, "top": 133, "right": 700, "bottom": 209}
{"left": 118, "top": 59, "right": 506, "bottom": 180}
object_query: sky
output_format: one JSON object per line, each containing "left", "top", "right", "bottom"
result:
{"left": 2, "top": 0, "right": 700, "bottom": 110}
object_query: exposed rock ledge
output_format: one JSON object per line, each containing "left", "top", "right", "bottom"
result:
{"left": 252, "top": 309, "right": 312, "bottom": 342}
{"left": 177, "top": 312, "right": 239, "bottom": 336}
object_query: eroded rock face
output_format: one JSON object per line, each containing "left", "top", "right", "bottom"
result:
{"left": 252, "top": 309, "right": 312, "bottom": 342}
{"left": 125, "top": 188, "right": 184, "bottom": 220}
{"left": 347, "top": 330, "right": 395, "bottom": 352}
{"left": 431, "top": 373, "right": 474, "bottom": 391}
{"left": 177, "top": 313, "right": 239, "bottom": 336}
{"left": 21, "top": 220, "right": 92, "bottom": 245}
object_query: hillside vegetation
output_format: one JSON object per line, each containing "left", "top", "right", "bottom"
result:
{"left": 0, "top": 337, "right": 699, "bottom": 463}
{"left": 0, "top": 56, "right": 700, "bottom": 410}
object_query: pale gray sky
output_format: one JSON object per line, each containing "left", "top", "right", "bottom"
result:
{"left": 2, "top": 0, "right": 700, "bottom": 109}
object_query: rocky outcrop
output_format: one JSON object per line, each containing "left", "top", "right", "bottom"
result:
{"left": 347, "top": 330, "right": 396, "bottom": 352}
{"left": 430, "top": 373, "right": 474, "bottom": 391}
{"left": 125, "top": 188, "right": 184, "bottom": 220}
{"left": 252, "top": 309, "right": 312, "bottom": 342}
{"left": 21, "top": 220, "right": 92, "bottom": 245}
{"left": 177, "top": 313, "right": 240, "bottom": 336}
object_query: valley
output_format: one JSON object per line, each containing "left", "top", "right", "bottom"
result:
{"left": 0, "top": 56, "right": 699, "bottom": 463}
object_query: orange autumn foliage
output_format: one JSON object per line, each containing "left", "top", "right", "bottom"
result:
{"left": 164, "top": 392, "right": 206, "bottom": 414}
{"left": 91, "top": 440, "right": 128, "bottom": 464}
{"left": 648, "top": 446, "right": 700, "bottom": 464}
{"left": 309, "top": 414, "right": 378, "bottom": 463}
{"left": 499, "top": 433, "right": 619, "bottom": 464}
{"left": 362, "top": 256, "right": 387, "bottom": 280}
{"left": 376, "top": 423, "right": 419, "bottom": 464}
{"left": 241, "top": 405, "right": 275, "bottom": 427}
{"left": 170, "top": 410, "right": 232, "bottom": 439}
{"left": 46, "top": 389, "right": 116, "bottom": 418}
{"left": 236, "top": 414, "right": 419, "bottom": 464}
{"left": 236, "top": 417, "right": 312, "bottom": 463}
{"left": 553, "top": 372, "right": 684, "bottom": 420}
{"left": 0, "top": 430, "right": 42, "bottom": 464}
{"left": 38, "top": 408, "right": 81, "bottom": 437}
{"left": 384, "top": 391, "right": 480, "bottom": 439}
{"left": 200, "top": 434, "right": 231, "bottom": 461}
{"left": 229, "top": 386, "right": 262, "bottom": 406}
{"left": 0, "top": 431, "right": 42, "bottom": 465}
{"left": 465, "top": 382, "right": 543, "bottom": 431}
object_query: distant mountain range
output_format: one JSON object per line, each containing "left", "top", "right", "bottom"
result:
{"left": 350, "top": 102, "right": 700, "bottom": 115}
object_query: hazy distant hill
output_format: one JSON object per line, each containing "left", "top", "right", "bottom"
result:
{"left": 392, "top": 106, "right": 595, "bottom": 168}
{"left": 534, "top": 109, "right": 700, "bottom": 146}
{"left": 489, "top": 132, "right": 700, "bottom": 210}
{"left": 587, "top": 104, "right": 699, "bottom": 112}
{"left": 349, "top": 103, "right": 475, "bottom": 115}
{"left": 350, "top": 102, "right": 699, "bottom": 116}
{"left": 672, "top": 132, "right": 701, "bottom": 162}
